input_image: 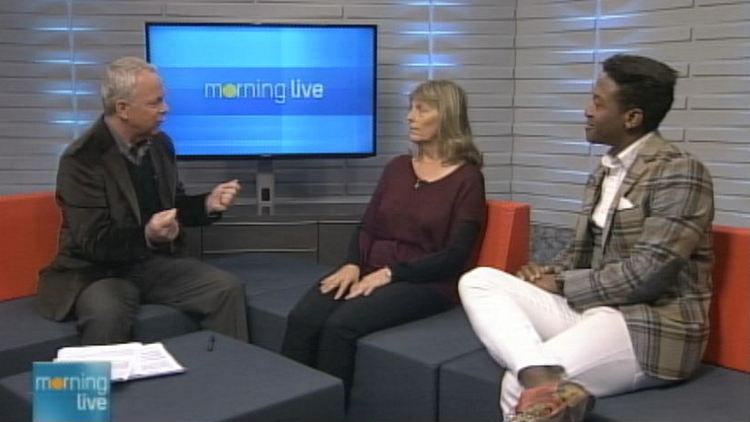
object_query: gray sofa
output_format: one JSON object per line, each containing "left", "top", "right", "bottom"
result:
{"left": 346, "top": 306, "right": 750, "bottom": 422}
{"left": 208, "top": 252, "right": 750, "bottom": 422}
{"left": 0, "top": 300, "right": 199, "bottom": 379}
{"left": 2, "top": 252, "right": 748, "bottom": 421}
{"left": 0, "top": 253, "right": 325, "bottom": 380}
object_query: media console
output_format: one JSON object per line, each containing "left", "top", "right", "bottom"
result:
{"left": 187, "top": 203, "right": 365, "bottom": 266}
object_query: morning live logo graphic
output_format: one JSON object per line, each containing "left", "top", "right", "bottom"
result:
{"left": 33, "top": 362, "right": 111, "bottom": 422}
{"left": 203, "top": 79, "right": 325, "bottom": 104}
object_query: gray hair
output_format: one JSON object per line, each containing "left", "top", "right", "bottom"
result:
{"left": 101, "top": 56, "right": 156, "bottom": 115}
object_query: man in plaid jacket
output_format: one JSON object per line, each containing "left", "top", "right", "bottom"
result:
{"left": 459, "top": 54, "right": 714, "bottom": 422}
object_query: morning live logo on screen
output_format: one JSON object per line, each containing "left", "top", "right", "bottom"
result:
{"left": 163, "top": 67, "right": 371, "bottom": 115}
{"left": 159, "top": 66, "right": 374, "bottom": 156}
{"left": 33, "top": 362, "right": 111, "bottom": 422}
{"left": 147, "top": 24, "right": 376, "bottom": 156}
{"left": 203, "top": 74, "right": 326, "bottom": 105}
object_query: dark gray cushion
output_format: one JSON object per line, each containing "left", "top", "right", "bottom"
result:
{"left": 208, "top": 253, "right": 333, "bottom": 352}
{"left": 132, "top": 302, "right": 201, "bottom": 342}
{"left": 206, "top": 253, "right": 333, "bottom": 297}
{"left": 592, "top": 365, "right": 750, "bottom": 422}
{"left": 0, "top": 297, "right": 198, "bottom": 379}
{"left": 0, "top": 330, "right": 345, "bottom": 422}
{"left": 247, "top": 283, "right": 316, "bottom": 352}
{"left": 347, "top": 308, "right": 484, "bottom": 422}
{"left": 439, "top": 348, "right": 504, "bottom": 422}
{"left": 438, "top": 347, "right": 750, "bottom": 422}
{"left": 0, "top": 253, "right": 328, "bottom": 379}
{"left": 0, "top": 297, "right": 78, "bottom": 379}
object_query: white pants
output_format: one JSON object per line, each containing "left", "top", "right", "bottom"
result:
{"left": 458, "top": 267, "right": 667, "bottom": 415}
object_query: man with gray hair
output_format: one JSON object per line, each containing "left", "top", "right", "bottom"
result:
{"left": 37, "top": 56, "right": 249, "bottom": 345}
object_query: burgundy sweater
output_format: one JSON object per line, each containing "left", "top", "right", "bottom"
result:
{"left": 347, "top": 155, "right": 486, "bottom": 301}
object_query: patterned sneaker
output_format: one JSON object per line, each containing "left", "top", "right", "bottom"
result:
{"left": 507, "top": 381, "right": 594, "bottom": 422}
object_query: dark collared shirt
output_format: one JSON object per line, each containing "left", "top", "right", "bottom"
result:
{"left": 105, "top": 119, "right": 151, "bottom": 165}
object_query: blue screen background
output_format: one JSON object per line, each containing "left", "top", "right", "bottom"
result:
{"left": 146, "top": 24, "right": 376, "bottom": 156}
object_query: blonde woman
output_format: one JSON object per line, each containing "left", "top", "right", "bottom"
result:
{"left": 281, "top": 80, "right": 486, "bottom": 398}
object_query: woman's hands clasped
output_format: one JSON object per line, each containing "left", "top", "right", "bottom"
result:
{"left": 319, "top": 264, "right": 392, "bottom": 300}
{"left": 319, "top": 264, "right": 361, "bottom": 300}
{"left": 344, "top": 268, "right": 391, "bottom": 300}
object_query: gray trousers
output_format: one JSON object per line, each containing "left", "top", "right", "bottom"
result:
{"left": 74, "top": 255, "right": 248, "bottom": 345}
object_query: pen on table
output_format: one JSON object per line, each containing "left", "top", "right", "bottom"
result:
{"left": 207, "top": 334, "right": 215, "bottom": 352}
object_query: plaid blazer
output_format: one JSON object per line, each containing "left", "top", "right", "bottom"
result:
{"left": 554, "top": 134, "right": 714, "bottom": 380}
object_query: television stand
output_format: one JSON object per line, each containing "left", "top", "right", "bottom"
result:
{"left": 256, "top": 158, "right": 275, "bottom": 215}
{"left": 195, "top": 202, "right": 366, "bottom": 266}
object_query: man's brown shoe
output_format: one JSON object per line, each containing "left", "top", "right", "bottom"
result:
{"left": 507, "top": 381, "right": 594, "bottom": 422}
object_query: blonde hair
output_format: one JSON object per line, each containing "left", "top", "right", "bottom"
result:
{"left": 101, "top": 56, "right": 157, "bottom": 115}
{"left": 409, "top": 79, "right": 482, "bottom": 167}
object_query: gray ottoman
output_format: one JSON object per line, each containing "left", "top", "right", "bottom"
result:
{"left": 0, "top": 330, "right": 344, "bottom": 422}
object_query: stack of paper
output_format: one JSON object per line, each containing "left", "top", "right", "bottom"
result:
{"left": 55, "top": 342, "right": 186, "bottom": 382}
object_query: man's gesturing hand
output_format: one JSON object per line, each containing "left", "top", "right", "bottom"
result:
{"left": 145, "top": 208, "right": 179, "bottom": 244}
{"left": 206, "top": 179, "right": 241, "bottom": 213}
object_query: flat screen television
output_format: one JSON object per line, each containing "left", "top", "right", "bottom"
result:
{"left": 145, "top": 22, "right": 377, "bottom": 158}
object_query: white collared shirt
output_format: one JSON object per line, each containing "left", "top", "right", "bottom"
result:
{"left": 591, "top": 132, "right": 653, "bottom": 228}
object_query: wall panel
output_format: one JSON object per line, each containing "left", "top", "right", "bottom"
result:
{"left": 0, "top": 0, "right": 511, "bottom": 203}
{"left": 0, "top": 0, "right": 747, "bottom": 227}
{"left": 512, "top": 0, "right": 750, "bottom": 227}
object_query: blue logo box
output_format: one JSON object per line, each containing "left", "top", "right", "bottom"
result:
{"left": 33, "top": 362, "right": 111, "bottom": 422}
